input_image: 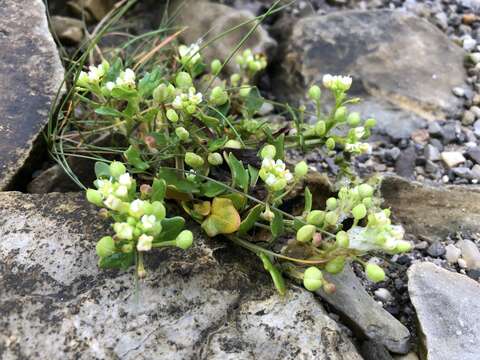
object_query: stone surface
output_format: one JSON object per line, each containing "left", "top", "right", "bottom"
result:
{"left": 273, "top": 10, "right": 465, "bottom": 136}
{"left": 441, "top": 151, "right": 466, "bottom": 168}
{"left": 381, "top": 175, "right": 480, "bottom": 241}
{"left": 51, "top": 15, "right": 84, "bottom": 45}
{"left": 457, "top": 239, "right": 480, "bottom": 270}
{"left": 408, "top": 262, "right": 480, "bottom": 360}
{"left": 0, "top": 0, "right": 64, "bottom": 190}
{"left": 315, "top": 265, "right": 410, "bottom": 354}
{"left": 170, "top": 0, "right": 276, "bottom": 74}
{"left": 0, "top": 192, "right": 362, "bottom": 360}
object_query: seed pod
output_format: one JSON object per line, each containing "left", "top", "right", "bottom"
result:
{"left": 239, "top": 86, "right": 251, "bottom": 97}
{"left": 323, "top": 282, "right": 336, "bottom": 294}
{"left": 185, "top": 152, "right": 205, "bottom": 168}
{"left": 336, "top": 231, "right": 349, "bottom": 248}
{"left": 306, "top": 210, "right": 325, "bottom": 226}
{"left": 260, "top": 144, "right": 276, "bottom": 159}
{"left": 347, "top": 112, "right": 361, "bottom": 127}
{"left": 207, "top": 152, "right": 223, "bottom": 166}
{"left": 315, "top": 120, "right": 326, "bottom": 136}
{"left": 325, "top": 211, "right": 338, "bottom": 226}
{"left": 358, "top": 184, "right": 374, "bottom": 198}
{"left": 325, "top": 256, "right": 346, "bottom": 274}
{"left": 326, "top": 197, "right": 337, "bottom": 211}
{"left": 176, "top": 230, "right": 194, "bottom": 249}
{"left": 86, "top": 189, "right": 103, "bottom": 207}
{"left": 230, "top": 73, "right": 241, "bottom": 86}
{"left": 365, "top": 263, "right": 385, "bottom": 283}
{"left": 365, "top": 118, "right": 377, "bottom": 128}
{"left": 175, "top": 71, "right": 192, "bottom": 89}
{"left": 303, "top": 266, "right": 323, "bottom": 292}
{"left": 210, "top": 86, "right": 228, "bottom": 106}
{"left": 210, "top": 59, "right": 222, "bottom": 75}
{"left": 294, "top": 161, "right": 308, "bottom": 178}
{"left": 308, "top": 85, "right": 321, "bottom": 101}
{"left": 166, "top": 109, "right": 179, "bottom": 122}
{"left": 109, "top": 161, "right": 126, "bottom": 178}
{"left": 175, "top": 127, "right": 190, "bottom": 141}
{"left": 395, "top": 240, "right": 412, "bottom": 253}
{"left": 326, "top": 137, "right": 335, "bottom": 150}
{"left": 297, "top": 224, "right": 316, "bottom": 242}
{"left": 96, "top": 236, "right": 115, "bottom": 258}
{"left": 352, "top": 204, "right": 367, "bottom": 220}
{"left": 334, "top": 106, "right": 347, "bottom": 123}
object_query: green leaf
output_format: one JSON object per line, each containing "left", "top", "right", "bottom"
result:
{"left": 293, "top": 218, "right": 304, "bottom": 231}
{"left": 200, "top": 180, "right": 226, "bottom": 197}
{"left": 304, "top": 186, "right": 312, "bottom": 214}
{"left": 138, "top": 68, "right": 162, "bottom": 98}
{"left": 157, "top": 168, "right": 199, "bottom": 193}
{"left": 271, "top": 209, "right": 284, "bottom": 239}
{"left": 99, "top": 252, "right": 134, "bottom": 270}
{"left": 95, "top": 106, "right": 124, "bottom": 117}
{"left": 207, "top": 137, "right": 228, "bottom": 152}
{"left": 243, "top": 87, "right": 264, "bottom": 118}
{"left": 238, "top": 204, "right": 264, "bottom": 235}
{"left": 226, "top": 153, "right": 249, "bottom": 192}
{"left": 191, "top": 61, "right": 206, "bottom": 78}
{"left": 151, "top": 178, "right": 166, "bottom": 202}
{"left": 156, "top": 216, "right": 186, "bottom": 242}
{"left": 105, "top": 58, "right": 123, "bottom": 82}
{"left": 198, "top": 111, "right": 221, "bottom": 128}
{"left": 272, "top": 133, "right": 285, "bottom": 160}
{"left": 94, "top": 161, "right": 110, "bottom": 178}
{"left": 258, "top": 253, "right": 286, "bottom": 296}
{"left": 248, "top": 165, "right": 259, "bottom": 187}
{"left": 220, "top": 193, "right": 247, "bottom": 211}
{"left": 124, "top": 146, "right": 149, "bottom": 171}
{"left": 201, "top": 198, "right": 241, "bottom": 237}
{"left": 111, "top": 86, "right": 138, "bottom": 99}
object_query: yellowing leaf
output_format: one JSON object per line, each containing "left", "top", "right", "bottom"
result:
{"left": 201, "top": 198, "right": 241, "bottom": 237}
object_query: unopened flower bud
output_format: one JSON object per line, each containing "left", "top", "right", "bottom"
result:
{"left": 352, "top": 204, "right": 367, "bottom": 220}
{"left": 308, "top": 85, "right": 321, "bottom": 101}
{"left": 140, "top": 184, "right": 152, "bottom": 197}
{"left": 326, "top": 137, "right": 335, "bottom": 150}
{"left": 303, "top": 266, "right": 323, "bottom": 292}
{"left": 260, "top": 144, "right": 276, "bottom": 159}
{"left": 144, "top": 135, "right": 157, "bottom": 151}
{"left": 121, "top": 243, "right": 133, "bottom": 253}
{"left": 261, "top": 208, "right": 275, "bottom": 222}
{"left": 334, "top": 106, "right": 347, "bottom": 123}
{"left": 297, "top": 224, "right": 316, "bottom": 242}
{"left": 325, "top": 256, "right": 345, "bottom": 274}
{"left": 230, "top": 73, "right": 241, "bottom": 86}
{"left": 336, "top": 231, "right": 349, "bottom": 248}
{"left": 347, "top": 112, "right": 361, "bottom": 127}
{"left": 151, "top": 201, "right": 166, "bottom": 220}
{"left": 113, "top": 222, "right": 134, "bottom": 240}
{"left": 239, "top": 86, "right": 251, "bottom": 97}
{"left": 365, "top": 118, "right": 376, "bottom": 128}
{"left": 365, "top": 263, "right": 385, "bottom": 283}
{"left": 294, "top": 161, "right": 308, "bottom": 178}
{"left": 208, "top": 152, "right": 223, "bottom": 166}
{"left": 395, "top": 240, "right": 412, "bottom": 253}
{"left": 175, "top": 127, "right": 190, "bottom": 141}
{"left": 175, "top": 71, "right": 192, "bottom": 89}
{"left": 166, "top": 108, "right": 179, "bottom": 122}
{"left": 87, "top": 189, "right": 103, "bottom": 207}
{"left": 315, "top": 121, "right": 326, "bottom": 136}
{"left": 326, "top": 197, "right": 337, "bottom": 211}
{"left": 210, "top": 86, "right": 228, "bottom": 106}
{"left": 358, "top": 184, "right": 374, "bottom": 198}
{"left": 325, "top": 211, "right": 338, "bottom": 226}
{"left": 306, "top": 210, "right": 325, "bottom": 226}
{"left": 96, "top": 236, "right": 115, "bottom": 258}
{"left": 137, "top": 234, "right": 153, "bottom": 252}
{"left": 362, "top": 197, "right": 373, "bottom": 208}
{"left": 185, "top": 152, "right": 204, "bottom": 168}
{"left": 211, "top": 59, "right": 222, "bottom": 75}
{"left": 176, "top": 230, "right": 194, "bottom": 249}
{"left": 109, "top": 161, "right": 126, "bottom": 178}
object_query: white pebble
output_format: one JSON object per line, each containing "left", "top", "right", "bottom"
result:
{"left": 458, "top": 258, "right": 468, "bottom": 269}
{"left": 441, "top": 152, "right": 466, "bottom": 169}
{"left": 457, "top": 240, "right": 480, "bottom": 270}
{"left": 445, "top": 244, "right": 462, "bottom": 263}
{"left": 374, "top": 288, "right": 393, "bottom": 302}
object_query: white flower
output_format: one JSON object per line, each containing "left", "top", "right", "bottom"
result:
{"left": 115, "top": 185, "right": 128, "bottom": 198}
{"left": 141, "top": 215, "right": 157, "bottom": 230}
{"left": 265, "top": 174, "right": 278, "bottom": 187}
{"left": 116, "top": 68, "right": 136, "bottom": 87}
{"left": 114, "top": 222, "right": 134, "bottom": 240}
{"left": 129, "top": 199, "right": 146, "bottom": 218}
{"left": 322, "top": 74, "right": 352, "bottom": 91}
{"left": 104, "top": 195, "right": 123, "bottom": 211}
{"left": 262, "top": 158, "right": 275, "bottom": 169}
{"left": 172, "top": 95, "right": 183, "bottom": 109}
{"left": 179, "top": 43, "right": 201, "bottom": 65}
{"left": 87, "top": 64, "right": 106, "bottom": 83}
{"left": 188, "top": 87, "right": 203, "bottom": 104}
{"left": 284, "top": 172, "right": 294, "bottom": 183}
{"left": 105, "top": 81, "right": 115, "bottom": 91}
{"left": 274, "top": 159, "right": 286, "bottom": 172}
{"left": 137, "top": 234, "right": 153, "bottom": 252}
{"left": 118, "top": 173, "right": 133, "bottom": 188}
{"left": 354, "top": 127, "right": 366, "bottom": 139}
{"left": 77, "top": 71, "right": 89, "bottom": 87}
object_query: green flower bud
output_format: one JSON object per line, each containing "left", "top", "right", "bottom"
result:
{"left": 325, "top": 256, "right": 346, "bottom": 274}
{"left": 210, "top": 86, "right": 228, "bottom": 106}
{"left": 208, "top": 152, "right": 223, "bottom": 166}
{"left": 315, "top": 121, "right": 326, "bottom": 136}
{"left": 210, "top": 59, "right": 222, "bottom": 75}
{"left": 185, "top": 152, "right": 204, "bottom": 168}
{"left": 303, "top": 266, "right": 323, "bottom": 292}
{"left": 352, "top": 204, "right": 367, "bottom": 220}
{"left": 121, "top": 243, "right": 133, "bottom": 253}
{"left": 297, "top": 224, "right": 316, "bottom": 243}
{"left": 326, "top": 137, "right": 335, "bottom": 150}
{"left": 86, "top": 189, "right": 103, "bottom": 207}
{"left": 176, "top": 230, "right": 193, "bottom": 249}
{"left": 308, "top": 85, "right": 321, "bottom": 101}
{"left": 326, "top": 197, "right": 337, "bottom": 211}
{"left": 239, "top": 86, "right": 251, "bottom": 97}
{"left": 347, "top": 112, "right": 361, "bottom": 127}
{"left": 362, "top": 197, "right": 373, "bottom": 208}
{"left": 96, "top": 236, "right": 115, "bottom": 258}
{"left": 230, "top": 73, "right": 241, "bottom": 86}
{"left": 151, "top": 201, "right": 166, "bottom": 220}
{"left": 365, "top": 263, "right": 385, "bottom": 283}
{"left": 175, "top": 71, "right": 192, "bottom": 89}
{"left": 395, "top": 240, "right": 412, "bottom": 253}
{"left": 224, "top": 139, "right": 242, "bottom": 149}
{"left": 365, "top": 118, "right": 376, "bottom": 128}
{"left": 186, "top": 104, "right": 196, "bottom": 114}
{"left": 260, "top": 144, "right": 276, "bottom": 159}
{"left": 336, "top": 231, "right": 349, "bottom": 248}
{"left": 294, "top": 161, "right": 308, "bottom": 178}
{"left": 175, "top": 127, "right": 190, "bottom": 141}
{"left": 166, "top": 108, "right": 179, "bottom": 122}
{"left": 334, "top": 106, "right": 347, "bottom": 123}
{"left": 325, "top": 211, "right": 338, "bottom": 226}
{"left": 126, "top": 216, "right": 137, "bottom": 226}
{"left": 270, "top": 178, "right": 288, "bottom": 192}
{"left": 358, "top": 184, "right": 374, "bottom": 198}
{"left": 306, "top": 210, "right": 325, "bottom": 226}
{"left": 109, "top": 161, "right": 126, "bottom": 178}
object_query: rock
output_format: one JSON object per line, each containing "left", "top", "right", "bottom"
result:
{"left": 452, "top": 86, "right": 466, "bottom": 97}
{"left": 0, "top": 192, "right": 362, "bottom": 360}
{"left": 395, "top": 145, "right": 416, "bottom": 179}
{"left": 462, "top": 110, "right": 476, "bottom": 125}
{"left": 457, "top": 239, "right": 480, "bottom": 270}
{"left": 466, "top": 147, "right": 480, "bottom": 164}
{"left": 67, "top": 0, "right": 114, "bottom": 22}
{"left": 170, "top": 0, "right": 276, "bottom": 74}
{"left": 445, "top": 244, "right": 462, "bottom": 263}
{"left": 360, "top": 340, "right": 394, "bottom": 360}
{"left": 426, "top": 242, "right": 446, "bottom": 257}
{"left": 441, "top": 151, "right": 466, "bottom": 168}
{"left": 315, "top": 265, "right": 410, "bottom": 354}
{"left": 374, "top": 288, "right": 393, "bottom": 302}
{"left": 452, "top": 166, "right": 473, "bottom": 179}
{"left": 424, "top": 144, "right": 441, "bottom": 161}
{"left": 274, "top": 10, "right": 465, "bottom": 122}
{"left": 463, "top": 36, "right": 477, "bottom": 51}
{"left": 408, "top": 262, "right": 480, "bottom": 360}
{"left": 471, "top": 164, "right": 480, "bottom": 180}
{"left": 0, "top": 0, "right": 64, "bottom": 190}
{"left": 381, "top": 175, "right": 480, "bottom": 241}
{"left": 394, "top": 353, "right": 419, "bottom": 360}
{"left": 428, "top": 122, "right": 444, "bottom": 138}
{"left": 51, "top": 15, "right": 84, "bottom": 45}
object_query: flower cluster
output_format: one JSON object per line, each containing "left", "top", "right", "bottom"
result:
{"left": 178, "top": 43, "right": 202, "bottom": 69}
{"left": 77, "top": 61, "right": 110, "bottom": 88}
{"left": 236, "top": 49, "right": 267, "bottom": 75}
{"left": 172, "top": 86, "right": 203, "bottom": 114}
{"left": 259, "top": 145, "right": 294, "bottom": 192}
{"left": 106, "top": 68, "right": 136, "bottom": 91}
{"left": 322, "top": 74, "right": 352, "bottom": 92}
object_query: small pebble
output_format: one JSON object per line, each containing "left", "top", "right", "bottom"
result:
{"left": 445, "top": 244, "right": 462, "bottom": 263}
{"left": 441, "top": 151, "right": 466, "bottom": 168}
{"left": 452, "top": 87, "right": 466, "bottom": 97}
{"left": 427, "top": 241, "right": 446, "bottom": 257}
{"left": 457, "top": 239, "right": 480, "bottom": 270}
{"left": 374, "top": 288, "right": 393, "bottom": 302}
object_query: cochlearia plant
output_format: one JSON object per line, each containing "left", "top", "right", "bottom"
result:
{"left": 74, "top": 44, "right": 411, "bottom": 295}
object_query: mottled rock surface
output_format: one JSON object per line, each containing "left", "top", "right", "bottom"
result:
{"left": 0, "top": 192, "right": 362, "bottom": 360}
{"left": 315, "top": 265, "right": 410, "bottom": 354}
{"left": 408, "top": 262, "right": 480, "bottom": 360}
{"left": 0, "top": 0, "right": 64, "bottom": 190}
{"left": 381, "top": 175, "right": 480, "bottom": 241}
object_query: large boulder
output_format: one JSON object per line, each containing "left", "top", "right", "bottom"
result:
{"left": 0, "top": 0, "right": 64, "bottom": 190}
{"left": 408, "top": 262, "right": 480, "bottom": 360}
{"left": 0, "top": 192, "right": 362, "bottom": 360}
{"left": 273, "top": 10, "right": 465, "bottom": 137}
{"left": 381, "top": 175, "right": 480, "bottom": 241}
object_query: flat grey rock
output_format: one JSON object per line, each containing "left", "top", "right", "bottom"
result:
{"left": 0, "top": 192, "right": 362, "bottom": 360}
{"left": 0, "top": 0, "right": 64, "bottom": 190}
{"left": 273, "top": 10, "right": 465, "bottom": 132}
{"left": 381, "top": 175, "right": 480, "bottom": 241}
{"left": 315, "top": 265, "right": 410, "bottom": 354}
{"left": 408, "top": 262, "right": 480, "bottom": 360}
